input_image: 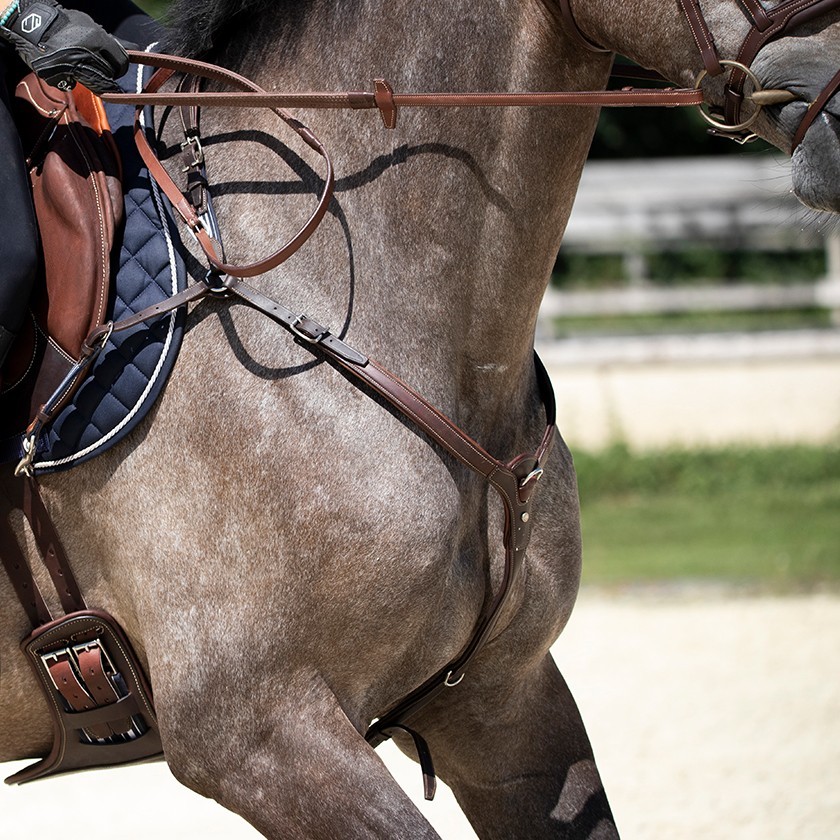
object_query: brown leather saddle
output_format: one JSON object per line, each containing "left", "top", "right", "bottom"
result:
{"left": 0, "top": 74, "right": 122, "bottom": 453}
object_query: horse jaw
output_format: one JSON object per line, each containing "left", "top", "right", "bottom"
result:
{"left": 752, "top": 26, "right": 840, "bottom": 214}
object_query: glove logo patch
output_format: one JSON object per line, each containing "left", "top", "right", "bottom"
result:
{"left": 20, "top": 12, "right": 43, "bottom": 34}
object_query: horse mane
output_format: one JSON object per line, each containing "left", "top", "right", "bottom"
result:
{"left": 164, "top": 0, "right": 296, "bottom": 58}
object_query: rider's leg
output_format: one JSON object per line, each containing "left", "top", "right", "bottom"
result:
{"left": 0, "top": 48, "right": 39, "bottom": 376}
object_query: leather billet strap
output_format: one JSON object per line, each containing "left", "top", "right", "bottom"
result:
{"left": 0, "top": 480, "right": 52, "bottom": 627}
{"left": 1, "top": 475, "right": 85, "bottom": 619}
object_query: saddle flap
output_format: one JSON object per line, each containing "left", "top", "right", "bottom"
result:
{"left": 14, "top": 75, "right": 123, "bottom": 360}
{"left": 1, "top": 76, "right": 124, "bottom": 449}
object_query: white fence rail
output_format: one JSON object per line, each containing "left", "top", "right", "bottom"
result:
{"left": 559, "top": 155, "right": 835, "bottom": 254}
{"left": 541, "top": 278, "right": 840, "bottom": 319}
{"left": 540, "top": 155, "right": 840, "bottom": 330}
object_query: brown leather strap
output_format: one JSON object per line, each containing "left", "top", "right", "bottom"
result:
{"left": 44, "top": 652, "right": 114, "bottom": 740}
{"left": 122, "top": 58, "right": 336, "bottom": 279}
{"left": 725, "top": 0, "right": 840, "bottom": 125}
{"left": 1, "top": 476, "right": 85, "bottom": 620}
{"left": 791, "top": 66, "right": 840, "bottom": 150}
{"left": 83, "top": 282, "right": 210, "bottom": 352}
{"left": 678, "top": 0, "right": 724, "bottom": 76}
{"left": 20, "top": 477, "right": 86, "bottom": 616}
{"left": 217, "top": 276, "right": 556, "bottom": 740}
{"left": 0, "top": 482, "right": 52, "bottom": 626}
{"left": 557, "top": 0, "right": 612, "bottom": 53}
{"left": 738, "top": 0, "right": 773, "bottom": 30}
{"left": 104, "top": 80, "right": 707, "bottom": 111}
{"left": 101, "top": 50, "right": 704, "bottom": 116}
{"left": 75, "top": 642, "right": 135, "bottom": 735}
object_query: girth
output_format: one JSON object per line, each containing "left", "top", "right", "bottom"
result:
{"left": 559, "top": 0, "right": 840, "bottom": 149}
{"left": 0, "top": 477, "right": 163, "bottom": 784}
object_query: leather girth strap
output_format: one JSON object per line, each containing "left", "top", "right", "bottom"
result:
{"left": 1, "top": 477, "right": 162, "bottom": 784}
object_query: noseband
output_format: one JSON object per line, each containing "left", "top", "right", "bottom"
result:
{"left": 560, "top": 0, "right": 840, "bottom": 150}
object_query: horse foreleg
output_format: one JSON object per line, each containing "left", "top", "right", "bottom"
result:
{"left": 404, "top": 653, "right": 618, "bottom": 839}
{"left": 157, "top": 671, "right": 441, "bottom": 839}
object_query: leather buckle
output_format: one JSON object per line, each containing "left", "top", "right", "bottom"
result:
{"left": 72, "top": 639, "right": 117, "bottom": 678}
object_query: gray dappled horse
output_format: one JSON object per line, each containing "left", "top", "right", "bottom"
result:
{"left": 2, "top": 0, "right": 839, "bottom": 837}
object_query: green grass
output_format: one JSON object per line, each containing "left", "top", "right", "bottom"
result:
{"left": 574, "top": 446, "right": 840, "bottom": 591}
{"left": 135, "top": 0, "right": 169, "bottom": 19}
{"left": 551, "top": 307, "right": 832, "bottom": 338}
{"left": 553, "top": 248, "right": 827, "bottom": 287}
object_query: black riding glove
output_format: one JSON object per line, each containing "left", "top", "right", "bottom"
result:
{"left": 0, "top": 0, "right": 128, "bottom": 94}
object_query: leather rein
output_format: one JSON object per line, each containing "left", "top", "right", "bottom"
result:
{"left": 11, "top": 0, "right": 840, "bottom": 795}
{"left": 561, "top": 0, "right": 840, "bottom": 148}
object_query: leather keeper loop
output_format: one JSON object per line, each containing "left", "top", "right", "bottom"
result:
{"left": 373, "top": 79, "right": 398, "bottom": 129}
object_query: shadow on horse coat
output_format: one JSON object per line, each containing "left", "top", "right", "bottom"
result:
{"left": 2, "top": 0, "right": 839, "bottom": 837}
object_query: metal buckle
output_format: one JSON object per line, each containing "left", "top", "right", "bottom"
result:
{"left": 14, "top": 433, "right": 37, "bottom": 478}
{"left": 520, "top": 467, "right": 545, "bottom": 488}
{"left": 444, "top": 670, "right": 465, "bottom": 687}
{"left": 72, "top": 639, "right": 116, "bottom": 676}
{"left": 180, "top": 134, "right": 204, "bottom": 172}
{"left": 290, "top": 315, "right": 329, "bottom": 344}
{"left": 40, "top": 648, "right": 70, "bottom": 669}
{"left": 203, "top": 270, "right": 231, "bottom": 296}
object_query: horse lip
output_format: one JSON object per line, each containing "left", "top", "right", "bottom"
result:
{"left": 790, "top": 110, "right": 840, "bottom": 214}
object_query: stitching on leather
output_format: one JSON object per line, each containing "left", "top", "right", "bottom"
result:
{"left": 67, "top": 121, "right": 109, "bottom": 327}
{"left": 367, "top": 361, "right": 499, "bottom": 474}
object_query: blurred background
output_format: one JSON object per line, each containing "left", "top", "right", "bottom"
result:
{"left": 3, "top": 3, "right": 836, "bottom": 839}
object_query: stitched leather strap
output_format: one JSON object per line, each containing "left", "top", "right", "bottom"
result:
{"left": 725, "top": 0, "right": 840, "bottom": 126}
{"left": 0, "top": 481, "right": 51, "bottom": 626}
{"left": 678, "top": 0, "right": 724, "bottom": 76}
{"left": 1, "top": 476, "right": 86, "bottom": 617}
{"left": 100, "top": 50, "right": 704, "bottom": 117}
{"left": 558, "top": 0, "right": 611, "bottom": 52}
{"left": 791, "top": 66, "right": 840, "bottom": 150}
{"left": 75, "top": 643, "right": 136, "bottom": 735}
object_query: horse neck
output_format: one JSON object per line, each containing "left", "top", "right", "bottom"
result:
{"left": 566, "top": 0, "right": 755, "bottom": 83}
{"left": 203, "top": 0, "right": 608, "bottom": 441}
